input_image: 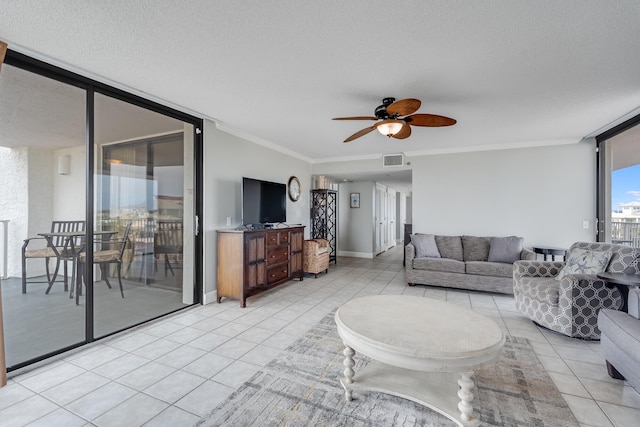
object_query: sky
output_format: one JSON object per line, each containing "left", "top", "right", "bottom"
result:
{"left": 612, "top": 164, "right": 640, "bottom": 211}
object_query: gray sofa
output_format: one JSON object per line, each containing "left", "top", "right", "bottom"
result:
{"left": 406, "top": 234, "right": 535, "bottom": 294}
{"left": 598, "top": 288, "right": 640, "bottom": 392}
{"left": 514, "top": 241, "right": 638, "bottom": 339}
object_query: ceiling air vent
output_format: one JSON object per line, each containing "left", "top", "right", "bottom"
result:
{"left": 382, "top": 154, "right": 404, "bottom": 168}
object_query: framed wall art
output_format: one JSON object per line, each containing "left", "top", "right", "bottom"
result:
{"left": 350, "top": 192, "right": 360, "bottom": 208}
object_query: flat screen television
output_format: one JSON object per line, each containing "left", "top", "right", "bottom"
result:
{"left": 242, "top": 177, "right": 287, "bottom": 225}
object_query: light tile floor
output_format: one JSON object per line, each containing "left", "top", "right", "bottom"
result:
{"left": 2, "top": 246, "right": 640, "bottom": 426}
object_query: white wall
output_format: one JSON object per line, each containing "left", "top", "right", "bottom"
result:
{"left": 0, "top": 147, "right": 29, "bottom": 277}
{"left": 202, "top": 120, "right": 312, "bottom": 302}
{"left": 52, "top": 146, "right": 85, "bottom": 221}
{"left": 337, "top": 181, "right": 375, "bottom": 257}
{"left": 411, "top": 141, "right": 596, "bottom": 248}
{"left": 314, "top": 141, "right": 596, "bottom": 251}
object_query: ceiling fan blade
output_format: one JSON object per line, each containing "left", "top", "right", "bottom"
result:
{"left": 392, "top": 123, "right": 412, "bottom": 139}
{"left": 332, "top": 116, "right": 378, "bottom": 121}
{"left": 343, "top": 126, "right": 376, "bottom": 143}
{"left": 406, "top": 113, "right": 457, "bottom": 127}
{"left": 387, "top": 98, "right": 421, "bottom": 116}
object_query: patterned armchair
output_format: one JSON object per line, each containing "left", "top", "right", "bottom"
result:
{"left": 513, "top": 242, "right": 639, "bottom": 339}
{"left": 303, "top": 239, "right": 330, "bottom": 278}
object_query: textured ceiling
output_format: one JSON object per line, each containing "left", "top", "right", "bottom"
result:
{"left": 1, "top": 1, "right": 640, "bottom": 166}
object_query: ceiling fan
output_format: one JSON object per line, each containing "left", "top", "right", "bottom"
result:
{"left": 333, "top": 97, "right": 456, "bottom": 143}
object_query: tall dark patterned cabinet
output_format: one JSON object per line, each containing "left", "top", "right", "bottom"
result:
{"left": 311, "top": 189, "right": 337, "bottom": 263}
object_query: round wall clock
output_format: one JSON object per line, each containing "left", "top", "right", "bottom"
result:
{"left": 288, "top": 176, "right": 301, "bottom": 201}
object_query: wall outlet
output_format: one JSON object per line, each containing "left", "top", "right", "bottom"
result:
{"left": 226, "top": 217, "right": 232, "bottom": 226}
{"left": 583, "top": 220, "right": 589, "bottom": 229}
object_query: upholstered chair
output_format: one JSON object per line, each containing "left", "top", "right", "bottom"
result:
{"left": 513, "top": 241, "right": 639, "bottom": 339}
{"left": 303, "top": 239, "right": 330, "bottom": 278}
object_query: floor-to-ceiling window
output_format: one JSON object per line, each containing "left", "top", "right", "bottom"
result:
{"left": 0, "top": 50, "right": 202, "bottom": 371}
{"left": 92, "top": 92, "right": 196, "bottom": 337}
{"left": 0, "top": 62, "right": 87, "bottom": 368}
{"left": 597, "top": 115, "right": 640, "bottom": 246}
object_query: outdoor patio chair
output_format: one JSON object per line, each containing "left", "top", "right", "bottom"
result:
{"left": 21, "top": 220, "right": 85, "bottom": 294}
{"left": 154, "top": 220, "right": 183, "bottom": 277}
{"left": 75, "top": 223, "right": 132, "bottom": 304}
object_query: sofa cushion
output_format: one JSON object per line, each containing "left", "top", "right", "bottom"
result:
{"left": 411, "top": 234, "right": 441, "bottom": 258}
{"left": 465, "top": 261, "right": 513, "bottom": 278}
{"left": 413, "top": 257, "right": 465, "bottom": 274}
{"left": 435, "top": 235, "right": 464, "bottom": 261}
{"left": 517, "top": 277, "right": 560, "bottom": 306}
{"left": 598, "top": 308, "right": 640, "bottom": 362}
{"left": 488, "top": 236, "right": 524, "bottom": 263}
{"left": 556, "top": 248, "right": 612, "bottom": 281}
{"left": 629, "top": 288, "right": 640, "bottom": 319}
{"left": 462, "top": 236, "right": 490, "bottom": 261}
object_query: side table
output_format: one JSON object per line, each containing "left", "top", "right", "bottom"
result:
{"left": 532, "top": 246, "right": 567, "bottom": 261}
{"left": 597, "top": 272, "right": 640, "bottom": 313}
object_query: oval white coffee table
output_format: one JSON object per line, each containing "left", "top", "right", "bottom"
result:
{"left": 335, "top": 295, "right": 505, "bottom": 426}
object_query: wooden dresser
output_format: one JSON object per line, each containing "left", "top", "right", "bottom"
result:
{"left": 216, "top": 226, "right": 304, "bottom": 307}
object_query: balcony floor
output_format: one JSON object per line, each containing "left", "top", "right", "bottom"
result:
{"left": 1, "top": 268, "right": 187, "bottom": 369}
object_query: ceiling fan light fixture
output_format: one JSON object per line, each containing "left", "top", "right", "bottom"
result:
{"left": 376, "top": 120, "right": 404, "bottom": 137}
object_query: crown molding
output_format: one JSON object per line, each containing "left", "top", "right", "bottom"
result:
{"left": 311, "top": 138, "right": 581, "bottom": 163}
{"left": 215, "top": 122, "right": 313, "bottom": 163}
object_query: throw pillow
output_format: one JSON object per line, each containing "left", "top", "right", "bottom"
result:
{"left": 488, "top": 236, "right": 524, "bottom": 263}
{"left": 411, "top": 234, "right": 441, "bottom": 258}
{"left": 556, "top": 248, "right": 612, "bottom": 281}
{"left": 435, "top": 235, "right": 464, "bottom": 261}
{"left": 462, "top": 236, "right": 491, "bottom": 261}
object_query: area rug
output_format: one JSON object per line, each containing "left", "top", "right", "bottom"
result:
{"left": 197, "top": 311, "right": 580, "bottom": 426}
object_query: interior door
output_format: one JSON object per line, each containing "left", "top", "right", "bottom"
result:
{"left": 375, "top": 183, "right": 388, "bottom": 254}
{"left": 388, "top": 190, "right": 397, "bottom": 247}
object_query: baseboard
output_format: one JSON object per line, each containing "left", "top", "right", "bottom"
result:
{"left": 202, "top": 290, "right": 218, "bottom": 305}
{"left": 338, "top": 251, "right": 374, "bottom": 259}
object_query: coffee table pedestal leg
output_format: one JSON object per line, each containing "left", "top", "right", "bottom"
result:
{"left": 457, "top": 372, "right": 475, "bottom": 423}
{"left": 342, "top": 345, "right": 355, "bottom": 401}
{"left": 340, "top": 359, "right": 480, "bottom": 426}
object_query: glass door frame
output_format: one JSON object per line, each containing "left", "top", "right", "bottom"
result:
{"left": 596, "top": 113, "right": 640, "bottom": 243}
{"left": 4, "top": 49, "right": 204, "bottom": 371}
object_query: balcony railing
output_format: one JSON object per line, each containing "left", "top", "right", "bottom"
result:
{"left": 611, "top": 221, "right": 640, "bottom": 247}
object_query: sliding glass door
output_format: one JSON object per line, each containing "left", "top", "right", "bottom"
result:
{"left": 0, "top": 62, "right": 87, "bottom": 367}
{"left": 597, "top": 116, "right": 640, "bottom": 246}
{"left": 92, "top": 93, "right": 196, "bottom": 337}
{"left": 1, "top": 51, "right": 202, "bottom": 370}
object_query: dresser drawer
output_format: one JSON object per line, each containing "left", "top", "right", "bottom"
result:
{"left": 267, "top": 265, "right": 289, "bottom": 284}
{"left": 266, "top": 231, "right": 279, "bottom": 246}
{"left": 267, "top": 246, "right": 289, "bottom": 266}
{"left": 266, "top": 230, "right": 290, "bottom": 246}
